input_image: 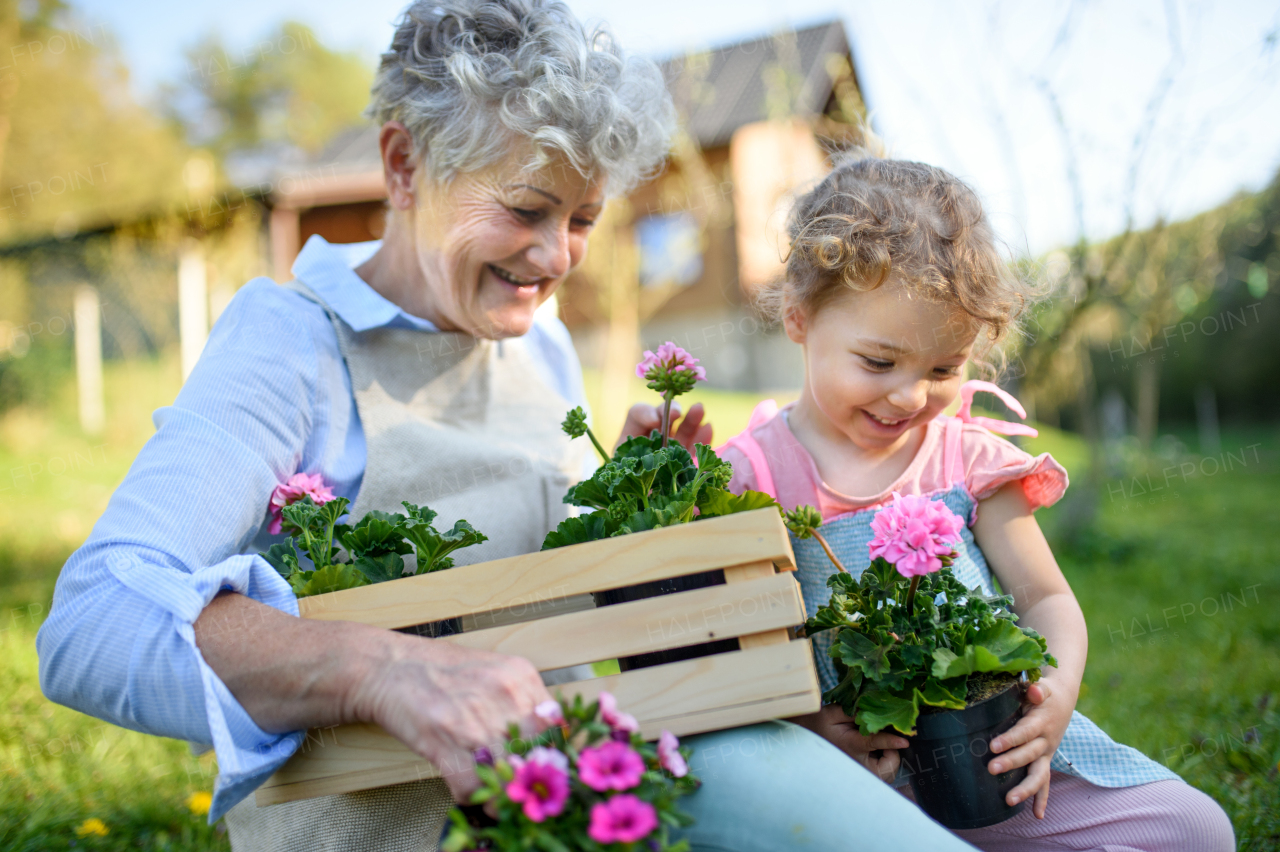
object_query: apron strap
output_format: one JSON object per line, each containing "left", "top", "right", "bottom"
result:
{"left": 718, "top": 399, "right": 780, "bottom": 497}
{"left": 943, "top": 416, "right": 966, "bottom": 489}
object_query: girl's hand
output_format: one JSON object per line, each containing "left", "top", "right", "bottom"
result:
{"left": 616, "top": 401, "right": 712, "bottom": 451}
{"left": 790, "top": 704, "right": 907, "bottom": 783}
{"left": 988, "top": 676, "right": 1078, "bottom": 818}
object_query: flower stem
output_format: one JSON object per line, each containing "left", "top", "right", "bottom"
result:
{"left": 584, "top": 426, "right": 611, "bottom": 464}
{"left": 812, "top": 530, "right": 849, "bottom": 573}
{"left": 660, "top": 390, "right": 674, "bottom": 448}
{"left": 906, "top": 575, "right": 921, "bottom": 616}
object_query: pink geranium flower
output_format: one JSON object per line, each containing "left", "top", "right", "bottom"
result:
{"left": 268, "top": 472, "right": 335, "bottom": 535}
{"left": 505, "top": 747, "right": 570, "bottom": 822}
{"left": 588, "top": 795, "right": 659, "bottom": 844}
{"left": 657, "top": 729, "right": 688, "bottom": 777}
{"left": 534, "top": 700, "right": 565, "bottom": 726}
{"left": 578, "top": 741, "right": 646, "bottom": 792}
{"left": 597, "top": 691, "right": 639, "bottom": 734}
{"left": 635, "top": 341, "right": 707, "bottom": 382}
{"left": 868, "top": 492, "right": 964, "bottom": 578}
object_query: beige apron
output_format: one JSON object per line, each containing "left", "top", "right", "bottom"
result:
{"left": 225, "top": 279, "right": 587, "bottom": 851}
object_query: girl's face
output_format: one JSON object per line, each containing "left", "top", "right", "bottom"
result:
{"left": 786, "top": 281, "right": 978, "bottom": 453}
{"left": 411, "top": 153, "right": 603, "bottom": 338}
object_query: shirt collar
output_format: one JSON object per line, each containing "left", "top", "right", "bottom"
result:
{"left": 291, "top": 234, "right": 439, "bottom": 333}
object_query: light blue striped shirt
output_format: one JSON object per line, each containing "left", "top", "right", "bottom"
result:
{"left": 35, "top": 235, "right": 589, "bottom": 822}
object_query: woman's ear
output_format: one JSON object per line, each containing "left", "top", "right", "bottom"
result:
{"left": 783, "top": 302, "right": 809, "bottom": 344}
{"left": 379, "top": 121, "right": 418, "bottom": 211}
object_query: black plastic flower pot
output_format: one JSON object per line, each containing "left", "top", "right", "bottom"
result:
{"left": 593, "top": 569, "right": 740, "bottom": 671}
{"left": 899, "top": 679, "right": 1028, "bottom": 830}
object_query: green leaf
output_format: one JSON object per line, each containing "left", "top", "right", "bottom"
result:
{"left": 697, "top": 488, "right": 780, "bottom": 518}
{"left": 693, "top": 443, "right": 733, "bottom": 490}
{"left": 856, "top": 688, "right": 920, "bottom": 736}
{"left": 339, "top": 513, "right": 412, "bottom": 559}
{"left": 931, "top": 619, "right": 1051, "bottom": 679}
{"left": 351, "top": 552, "right": 405, "bottom": 584}
{"left": 540, "top": 512, "right": 617, "bottom": 549}
{"left": 918, "top": 677, "right": 968, "bottom": 710}
{"left": 261, "top": 540, "right": 300, "bottom": 579}
{"left": 401, "top": 516, "right": 489, "bottom": 574}
{"left": 399, "top": 502, "right": 438, "bottom": 528}
{"left": 835, "top": 630, "right": 894, "bottom": 680}
{"left": 290, "top": 563, "right": 369, "bottom": 598}
{"left": 562, "top": 476, "right": 612, "bottom": 510}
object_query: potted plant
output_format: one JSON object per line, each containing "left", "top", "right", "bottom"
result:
{"left": 796, "top": 494, "right": 1057, "bottom": 829}
{"left": 440, "top": 692, "right": 699, "bottom": 852}
{"left": 545, "top": 343, "right": 779, "bottom": 670}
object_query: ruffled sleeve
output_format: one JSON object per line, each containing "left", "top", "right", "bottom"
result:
{"left": 961, "top": 423, "right": 1069, "bottom": 511}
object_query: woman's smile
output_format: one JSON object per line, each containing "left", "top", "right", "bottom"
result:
{"left": 486, "top": 262, "right": 547, "bottom": 299}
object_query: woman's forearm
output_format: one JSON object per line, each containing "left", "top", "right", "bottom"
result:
{"left": 193, "top": 590, "right": 382, "bottom": 733}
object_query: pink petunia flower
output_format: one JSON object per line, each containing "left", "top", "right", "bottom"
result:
{"left": 268, "top": 472, "right": 336, "bottom": 535}
{"left": 597, "top": 691, "right": 639, "bottom": 734}
{"left": 578, "top": 741, "right": 646, "bottom": 792}
{"left": 587, "top": 794, "right": 659, "bottom": 844}
{"left": 657, "top": 730, "right": 688, "bottom": 778}
{"left": 635, "top": 341, "right": 707, "bottom": 382}
{"left": 867, "top": 493, "right": 964, "bottom": 578}
{"left": 505, "top": 747, "right": 570, "bottom": 822}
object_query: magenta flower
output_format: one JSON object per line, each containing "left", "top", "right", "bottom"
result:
{"left": 588, "top": 795, "right": 659, "bottom": 844}
{"left": 579, "top": 741, "right": 646, "bottom": 792}
{"left": 505, "top": 747, "right": 570, "bottom": 822}
{"left": 268, "top": 472, "right": 335, "bottom": 535}
{"left": 635, "top": 341, "right": 707, "bottom": 382}
{"left": 597, "top": 692, "right": 639, "bottom": 734}
{"left": 657, "top": 730, "right": 688, "bottom": 778}
{"left": 868, "top": 493, "right": 964, "bottom": 578}
{"left": 534, "top": 700, "right": 565, "bottom": 727}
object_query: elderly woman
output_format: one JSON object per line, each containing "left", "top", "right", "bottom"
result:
{"left": 37, "top": 3, "right": 980, "bottom": 850}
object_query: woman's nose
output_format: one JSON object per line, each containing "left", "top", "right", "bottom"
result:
{"left": 528, "top": 221, "right": 571, "bottom": 279}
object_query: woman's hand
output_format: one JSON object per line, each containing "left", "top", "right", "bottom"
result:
{"left": 988, "top": 676, "right": 1077, "bottom": 818}
{"left": 194, "top": 592, "right": 554, "bottom": 804}
{"left": 615, "top": 401, "right": 712, "bottom": 451}
{"left": 789, "top": 704, "right": 907, "bottom": 783}
{"left": 345, "top": 632, "right": 555, "bottom": 802}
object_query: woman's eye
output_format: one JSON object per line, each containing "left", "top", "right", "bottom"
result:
{"left": 571, "top": 217, "right": 596, "bottom": 230}
{"left": 860, "top": 356, "right": 893, "bottom": 371}
{"left": 511, "top": 207, "right": 542, "bottom": 221}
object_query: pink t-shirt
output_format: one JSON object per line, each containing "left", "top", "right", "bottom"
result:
{"left": 719, "top": 404, "right": 1069, "bottom": 522}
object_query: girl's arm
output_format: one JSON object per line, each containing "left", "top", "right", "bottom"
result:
{"left": 972, "top": 480, "right": 1087, "bottom": 819}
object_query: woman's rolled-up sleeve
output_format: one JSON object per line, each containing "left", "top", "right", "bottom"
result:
{"left": 36, "top": 279, "right": 344, "bottom": 822}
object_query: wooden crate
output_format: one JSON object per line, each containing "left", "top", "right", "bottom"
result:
{"left": 255, "top": 508, "right": 820, "bottom": 806}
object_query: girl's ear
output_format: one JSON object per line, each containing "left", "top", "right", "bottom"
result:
{"left": 783, "top": 302, "right": 809, "bottom": 344}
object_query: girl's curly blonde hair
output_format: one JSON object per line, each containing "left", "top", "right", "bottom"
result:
{"left": 759, "top": 151, "right": 1037, "bottom": 373}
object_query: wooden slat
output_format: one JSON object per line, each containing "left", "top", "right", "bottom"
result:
{"left": 722, "top": 560, "right": 791, "bottom": 649}
{"left": 722, "top": 559, "right": 776, "bottom": 584}
{"left": 298, "top": 508, "right": 796, "bottom": 629}
{"left": 257, "top": 641, "right": 820, "bottom": 806}
{"left": 442, "top": 573, "right": 803, "bottom": 669}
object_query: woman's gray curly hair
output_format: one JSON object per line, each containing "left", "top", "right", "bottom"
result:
{"left": 368, "top": 0, "right": 674, "bottom": 195}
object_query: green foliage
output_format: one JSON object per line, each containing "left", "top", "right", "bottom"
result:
{"left": 440, "top": 693, "right": 699, "bottom": 852}
{"left": 264, "top": 499, "right": 487, "bottom": 598}
{"left": 807, "top": 560, "right": 1056, "bottom": 736}
{"left": 783, "top": 505, "right": 824, "bottom": 539}
{"left": 543, "top": 431, "right": 780, "bottom": 550}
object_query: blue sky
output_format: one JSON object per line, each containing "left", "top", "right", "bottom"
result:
{"left": 73, "top": 0, "right": 1280, "bottom": 256}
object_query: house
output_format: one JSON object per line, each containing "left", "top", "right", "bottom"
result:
{"left": 264, "top": 19, "right": 866, "bottom": 392}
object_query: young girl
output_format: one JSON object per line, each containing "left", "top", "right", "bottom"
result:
{"left": 719, "top": 154, "right": 1234, "bottom": 850}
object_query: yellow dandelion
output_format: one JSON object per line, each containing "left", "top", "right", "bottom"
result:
{"left": 75, "top": 817, "right": 109, "bottom": 837}
{"left": 187, "top": 791, "right": 213, "bottom": 817}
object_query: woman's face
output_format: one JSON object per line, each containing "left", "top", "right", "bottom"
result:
{"left": 787, "top": 282, "right": 978, "bottom": 454}
{"left": 410, "top": 153, "right": 604, "bottom": 338}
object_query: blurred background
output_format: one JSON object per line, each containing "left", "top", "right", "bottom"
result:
{"left": 0, "top": 0, "right": 1276, "bottom": 849}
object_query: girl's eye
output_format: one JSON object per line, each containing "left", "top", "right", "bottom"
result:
{"left": 933, "top": 366, "right": 962, "bottom": 379}
{"left": 860, "top": 355, "right": 893, "bottom": 371}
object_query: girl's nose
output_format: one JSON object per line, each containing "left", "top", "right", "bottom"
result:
{"left": 886, "top": 378, "right": 929, "bottom": 414}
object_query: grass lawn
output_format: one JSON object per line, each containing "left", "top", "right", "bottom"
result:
{"left": 1, "top": 355, "right": 1276, "bottom": 849}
